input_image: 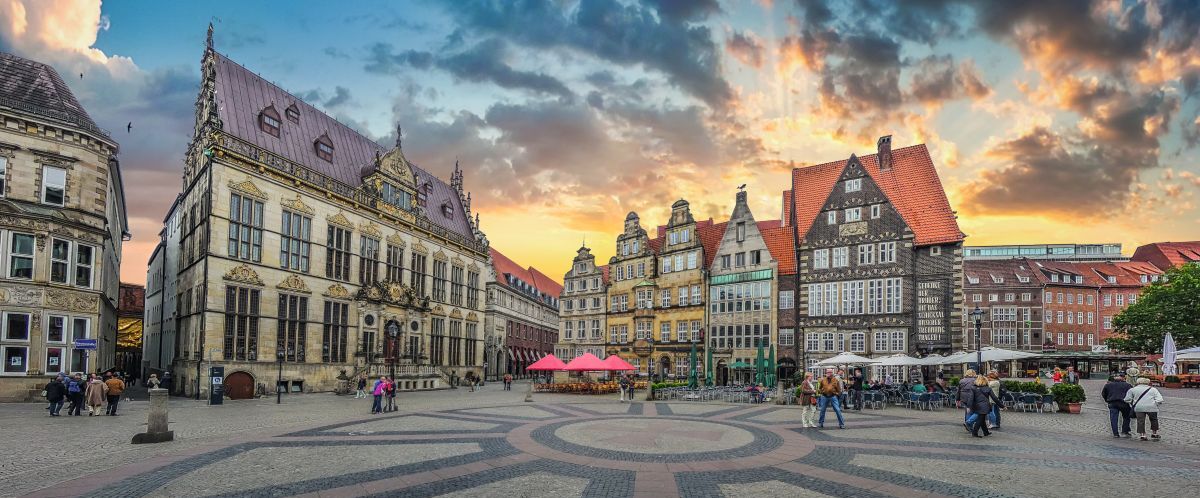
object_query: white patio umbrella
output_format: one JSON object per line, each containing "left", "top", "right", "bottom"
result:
{"left": 874, "top": 354, "right": 925, "bottom": 366}
{"left": 1176, "top": 351, "right": 1200, "bottom": 361}
{"left": 918, "top": 354, "right": 946, "bottom": 365}
{"left": 1177, "top": 346, "right": 1200, "bottom": 355}
{"left": 1162, "top": 332, "right": 1177, "bottom": 376}
{"left": 975, "top": 347, "right": 1041, "bottom": 362}
{"left": 816, "top": 352, "right": 880, "bottom": 366}
{"left": 936, "top": 351, "right": 971, "bottom": 364}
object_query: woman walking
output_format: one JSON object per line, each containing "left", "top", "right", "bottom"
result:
{"left": 966, "top": 375, "right": 999, "bottom": 438}
{"left": 355, "top": 376, "right": 367, "bottom": 399}
{"left": 84, "top": 374, "right": 108, "bottom": 416}
{"left": 986, "top": 371, "right": 1003, "bottom": 429}
{"left": 44, "top": 374, "right": 67, "bottom": 416}
{"left": 1124, "top": 377, "right": 1164, "bottom": 441}
{"left": 799, "top": 372, "right": 817, "bottom": 428}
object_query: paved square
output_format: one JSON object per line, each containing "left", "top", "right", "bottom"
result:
{"left": 4, "top": 380, "right": 1198, "bottom": 497}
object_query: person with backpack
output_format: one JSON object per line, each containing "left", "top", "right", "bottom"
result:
{"left": 1124, "top": 377, "right": 1164, "bottom": 441}
{"left": 44, "top": 374, "right": 67, "bottom": 416}
{"left": 65, "top": 373, "right": 85, "bottom": 416}
{"left": 1102, "top": 373, "right": 1134, "bottom": 438}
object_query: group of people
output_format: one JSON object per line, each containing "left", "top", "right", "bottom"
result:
{"left": 43, "top": 372, "right": 126, "bottom": 417}
{"left": 957, "top": 369, "right": 1004, "bottom": 438}
{"left": 617, "top": 374, "right": 637, "bottom": 402}
{"left": 796, "top": 369, "right": 852, "bottom": 429}
{"left": 1103, "top": 374, "right": 1164, "bottom": 441}
{"left": 357, "top": 376, "right": 398, "bottom": 414}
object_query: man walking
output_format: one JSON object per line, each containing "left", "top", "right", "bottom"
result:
{"left": 104, "top": 372, "right": 126, "bottom": 415}
{"left": 817, "top": 368, "right": 845, "bottom": 429}
{"left": 355, "top": 376, "right": 367, "bottom": 398}
{"left": 619, "top": 374, "right": 631, "bottom": 402}
{"left": 1102, "top": 374, "right": 1133, "bottom": 438}
{"left": 1066, "top": 366, "right": 1080, "bottom": 385}
{"left": 849, "top": 368, "right": 864, "bottom": 411}
{"left": 503, "top": 373, "right": 513, "bottom": 391}
{"left": 66, "top": 373, "right": 85, "bottom": 416}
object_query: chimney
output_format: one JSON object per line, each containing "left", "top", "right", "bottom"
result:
{"left": 877, "top": 135, "right": 893, "bottom": 171}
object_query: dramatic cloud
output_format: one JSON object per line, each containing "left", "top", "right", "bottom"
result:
{"left": 366, "top": 39, "right": 573, "bottom": 100}
{"left": 726, "top": 30, "right": 764, "bottom": 68}
{"left": 908, "top": 55, "right": 990, "bottom": 104}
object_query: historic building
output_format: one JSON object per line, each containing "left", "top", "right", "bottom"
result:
{"left": 605, "top": 212, "right": 656, "bottom": 374}
{"left": 649, "top": 200, "right": 707, "bottom": 379}
{"left": 962, "top": 259, "right": 1045, "bottom": 356}
{"left": 1033, "top": 260, "right": 1161, "bottom": 353}
{"left": 1131, "top": 241, "right": 1200, "bottom": 269}
{"left": 0, "top": 52, "right": 129, "bottom": 401}
{"left": 162, "top": 30, "right": 489, "bottom": 398}
{"left": 706, "top": 191, "right": 779, "bottom": 385}
{"left": 554, "top": 245, "right": 607, "bottom": 362}
{"left": 785, "top": 136, "right": 965, "bottom": 374}
{"left": 142, "top": 198, "right": 182, "bottom": 378}
{"left": 116, "top": 283, "right": 145, "bottom": 374}
{"left": 764, "top": 224, "right": 798, "bottom": 380}
{"left": 485, "top": 248, "right": 560, "bottom": 379}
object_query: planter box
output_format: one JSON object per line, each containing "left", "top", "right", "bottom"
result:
{"left": 1066, "top": 402, "right": 1082, "bottom": 414}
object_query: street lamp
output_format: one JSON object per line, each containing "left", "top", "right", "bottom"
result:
{"left": 276, "top": 347, "right": 286, "bottom": 404}
{"left": 972, "top": 305, "right": 983, "bottom": 371}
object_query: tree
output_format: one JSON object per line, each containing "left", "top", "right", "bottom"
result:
{"left": 1106, "top": 263, "right": 1200, "bottom": 354}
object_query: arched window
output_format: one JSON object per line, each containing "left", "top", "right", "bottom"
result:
{"left": 258, "top": 105, "right": 281, "bottom": 137}
{"left": 314, "top": 133, "right": 334, "bottom": 162}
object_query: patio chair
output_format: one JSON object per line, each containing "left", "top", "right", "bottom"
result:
{"left": 1040, "top": 394, "right": 1055, "bottom": 413}
{"left": 917, "top": 393, "right": 931, "bottom": 410}
{"left": 1020, "top": 394, "right": 1039, "bottom": 413}
{"left": 928, "top": 392, "right": 942, "bottom": 410}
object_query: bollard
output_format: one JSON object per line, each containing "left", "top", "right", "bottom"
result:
{"left": 524, "top": 379, "right": 534, "bottom": 402}
{"left": 132, "top": 388, "right": 174, "bottom": 444}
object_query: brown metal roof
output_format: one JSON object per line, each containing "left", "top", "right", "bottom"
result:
{"left": 0, "top": 51, "right": 108, "bottom": 138}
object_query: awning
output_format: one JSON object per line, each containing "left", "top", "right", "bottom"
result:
{"left": 508, "top": 348, "right": 516, "bottom": 362}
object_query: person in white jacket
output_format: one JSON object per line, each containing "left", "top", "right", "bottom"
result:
{"left": 1123, "top": 377, "right": 1163, "bottom": 441}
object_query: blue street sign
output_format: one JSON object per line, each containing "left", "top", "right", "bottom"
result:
{"left": 73, "top": 339, "right": 97, "bottom": 350}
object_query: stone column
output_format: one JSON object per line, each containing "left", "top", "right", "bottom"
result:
{"left": 132, "top": 388, "right": 174, "bottom": 444}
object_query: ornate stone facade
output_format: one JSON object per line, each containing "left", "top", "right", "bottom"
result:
{"left": 554, "top": 245, "right": 608, "bottom": 362}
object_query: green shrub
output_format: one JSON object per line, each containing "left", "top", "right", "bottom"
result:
{"left": 1016, "top": 381, "right": 1048, "bottom": 394}
{"left": 651, "top": 381, "right": 688, "bottom": 391}
{"left": 1000, "top": 380, "right": 1023, "bottom": 393}
{"left": 1165, "top": 375, "right": 1181, "bottom": 383}
{"left": 1050, "top": 382, "right": 1086, "bottom": 404}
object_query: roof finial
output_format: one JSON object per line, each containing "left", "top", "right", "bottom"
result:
{"left": 394, "top": 124, "right": 402, "bottom": 148}
{"left": 206, "top": 22, "right": 214, "bottom": 50}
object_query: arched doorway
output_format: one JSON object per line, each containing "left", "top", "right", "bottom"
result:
{"left": 224, "top": 371, "right": 255, "bottom": 400}
{"left": 658, "top": 355, "right": 671, "bottom": 380}
{"left": 716, "top": 360, "right": 728, "bottom": 386}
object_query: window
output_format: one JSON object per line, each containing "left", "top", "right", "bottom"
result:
{"left": 930, "top": 246, "right": 941, "bottom": 256}
{"left": 41, "top": 165, "right": 67, "bottom": 206}
{"left": 877, "top": 242, "right": 896, "bottom": 264}
{"left": 636, "top": 321, "right": 651, "bottom": 340}
{"left": 409, "top": 252, "right": 427, "bottom": 295}
{"left": 691, "top": 321, "right": 700, "bottom": 341}
{"left": 1067, "top": 333, "right": 1074, "bottom": 345}
{"left": 323, "top": 300, "right": 348, "bottom": 363}
{"left": 3, "top": 312, "right": 30, "bottom": 341}
{"left": 1103, "top": 294, "right": 1112, "bottom": 307}
{"left": 1004, "top": 293, "right": 1015, "bottom": 302}
{"left": 873, "top": 331, "right": 888, "bottom": 352}
{"left": 1056, "top": 311, "right": 1064, "bottom": 323}
{"left": 857, "top": 244, "right": 874, "bottom": 265}
{"left": 779, "top": 328, "right": 794, "bottom": 346}
{"left": 890, "top": 331, "right": 905, "bottom": 352}
{"left": 228, "top": 193, "right": 264, "bottom": 262}
{"left": 845, "top": 207, "right": 862, "bottom": 222}
{"left": 662, "top": 256, "right": 672, "bottom": 273}
{"left": 832, "top": 247, "right": 849, "bottom": 268}
{"left": 637, "top": 263, "right": 644, "bottom": 277}
{"left": 660, "top": 322, "right": 671, "bottom": 342}
{"left": 3, "top": 345, "right": 27, "bottom": 374}
{"left": 1057, "top": 292, "right": 1063, "bottom": 304}
{"left": 1087, "top": 295, "right": 1094, "bottom": 305}
{"left": 8, "top": 233, "right": 34, "bottom": 279}
{"left": 592, "top": 320, "right": 601, "bottom": 339}
{"left": 735, "top": 252, "right": 745, "bottom": 267}
{"left": 285, "top": 104, "right": 300, "bottom": 123}
{"left": 430, "top": 261, "right": 448, "bottom": 302}
{"left": 813, "top": 249, "right": 829, "bottom": 269}
{"left": 972, "top": 293, "right": 982, "bottom": 302}
{"left": 1116, "top": 294, "right": 1125, "bottom": 306}
{"left": 281, "top": 211, "right": 312, "bottom": 272}
{"left": 223, "top": 286, "right": 260, "bottom": 361}
{"left": 259, "top": 108, "right": 281, "bottom": 136}
{"left": 691, "top": 285, "right": 701, "bottom": 305}
{"left": 69, "top": 318, "right": 89, "bottom": 371}
{"left": 0, "top": 156, "right": 6, "bottom": 196}
{"left": 1103, "top": 316, "right": 1112, "bottom": 329}
{"left": 386, "top": 245, "right": 404, "bottom": 282}
{"left": 750, "top": 250, "right": 762, "bottom": 265}
{"left": 1128, "top": 293, "right": 1137, "bottom": 305}
{"left": 1076, "top": 312, "right": 1083, "bottom": 324}
{"left": 845, "top": 178, "right": 862, "bottom": 192}
{"left": 1087, "top": 312, "right": 1094, "bottom": 324}
{"left": 564, "top": 321, "right": 573, "bottom": 340}
{"left": 1021, "top": 293, "right": 1031, "bottom": 301}
{"left": 1067, "top": 294, "right": 1074, "bottom": 305}
{"left": 827, "top": 211, "right": 836, "bottom": 225}
{"left": 661, "top": 289, "right": 672, "bottom": 307}
{"left": 277, "top": 294, "right": 307, "bottom": 362}
{"left": 806, "top": 332, "right": 819, "bottom": 352}
{"left": 736, "top": 222, "right": 746, "bottom": 242}
{"left": 780, "top": 290, "right": 794, "bottom": 309}
{"left": 1087, "top": 333, "right": 1094, "bottom": 346}
{"left": 822, "top": 332, "right": 835, "bottom": 352}
{"left": 314, "top": 136, "right": 334, "bottom": 162}
{"left": 720, "top": 254, "right": 731, "bottom": 269}
{"left": 51, "top": 239, "right": 70, "bottom": 284}
{"left": 678, "top": 286, "right": 688, "bottom": 305}
{"left": 636, "top": 289, "right": 654, "bottom": 309}
{"left": 359, "top": 237, "right": 380, "bottom": 285}
{"left": 870, "top": 204, "right": 881, "bottom": 218}
{"left": 73, "top": 244, "right": 93, "bottom": 288}
{"left": 850, "top": 332, "right": 865, "bottom": 352}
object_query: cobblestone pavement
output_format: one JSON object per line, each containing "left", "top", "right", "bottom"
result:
{"left": 5, "top": 380, "right": 1199, "bottom": 498}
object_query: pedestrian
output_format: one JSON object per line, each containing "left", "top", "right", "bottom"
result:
{"left": 849, "top": 368, "right": 864, "bottom": 411}
{"left": 964, "top": 375, "right": 998, "bottom": 437}
{"left": 66, "top": 373, "right": 85, "bottom": 416}
{"left": 626, "top": 374, "right": 636, "bottom": 400}
{"left": 503, "top": 373, "right": 513, "bottom": 391}
{"left": 1051, "top": 367, "right": 1063, "bottom": 384}
{"left": 799, "top": 372, "right": 817, "bottom": 428}
{"left": 1102, "top": 373, "right": 1134, "bottom": 438}
{"left": 986, "top": 371, "right": 1002, "bottom": 429}
{"left": 1124, "top": 377, "right": 1163, "bottom": 441}
{"left": 619, "top": 374, "right": 630, "bottom": 402}
{"left": 84, "top": 374, "right": 108, "bottom": 416}
{"left": 958, "top": 369, "right": 977, "bottom": 428}
{"left": 370, "top": 376, "right": 385, "bottom": 414}
{"left": 147, "top": 373, "right": 161, "bottom": 389}
{"left": 104, "top": 372, "right": 126, "bottom": 415}
{"left": 384, "top": 376, "right": 397, "bottom": 412}
{"left": 355, "top": 376, "right": 367, "bottom": 399}
{"left": 1125, "top": 363, "right": 1140, "bottom": 385}
{"left": 817, "top": 368, "right": 845, "bottom": 429}
{"left": 44, "top": 374, "right": 67, "bottom": 416}
{"left": 1066, "top": 366, "right": 1080, "bottom": 385}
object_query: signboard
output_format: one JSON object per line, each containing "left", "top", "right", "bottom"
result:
{"left": 1091, "top": 345, "right": 1110, "bottom": 353}
{"left": 209, "top": 366, "right": 224, "bottom": 405}
{"left": 916, "top": 280, "right": 948, "bottom": 344}
{"left": 73, "top": 339, "right": 98, "bottom": 350}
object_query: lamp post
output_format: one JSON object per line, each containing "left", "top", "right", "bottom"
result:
{"left": 276, "top": 348, "right": 285, "bottom": 405}
{"left": 972, "top": 305, "right": 983, "bottom": 371}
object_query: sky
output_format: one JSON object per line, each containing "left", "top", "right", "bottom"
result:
{"left": 1, "top": 0, "right": 1199, "bottom": 285}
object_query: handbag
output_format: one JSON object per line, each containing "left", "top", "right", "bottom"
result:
{"left": 1131, "top": 387, "right": 1153, "bottom": 411}
{"left": 41, "top": 390, "right": 47, "bottom": 398}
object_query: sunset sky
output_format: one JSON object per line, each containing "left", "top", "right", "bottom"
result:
{"left": 2, "top": 0, "right": 1198, "bottom": 285}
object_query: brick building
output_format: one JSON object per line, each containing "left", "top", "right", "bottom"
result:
{"left": 485, "top": 248, "right": 560, "bottom": 379}
{"left": 784, "top": 136, "right": 965, "bottom": 375}
{"left": 1131, "top": 241, "right": 1200, "bottom": 269}
{"left": 962, "top": 260, "right": 1044, "bottom": 355}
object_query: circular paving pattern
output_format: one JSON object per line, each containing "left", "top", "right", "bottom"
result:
{"left": 534, "top": 416, "right": 778, "bottom": 462}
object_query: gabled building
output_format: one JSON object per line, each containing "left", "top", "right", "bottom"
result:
{"left": 164, "top": 28, "right": 488, "bottom": 398}
{"left": 962, "top": 259, "right": 1045, "bottom": 357}
{"left": 0, "top": 52, "right": 129, "bottom": 401}
{"left": 554, "top": 245, "right": 607, "bottom": 363}
{"left": 763, "top": 224, "right": 798, "bottom": 379}
{"left": 649, "top": 200, "right": 706, "bottom": 379}
{"left": 605, "top": 212, "right": 655, "bottom": 373}
{"left": 785, "top": 136, "right": 965, "bottom": 373}
{"left": 1131, "top": 241, "right": 1200, "bottom": 270}
{"left": 485, "top": 248, "right": 560, "bottom": 379}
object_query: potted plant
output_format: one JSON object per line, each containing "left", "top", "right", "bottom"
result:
{"left": 1163, "top": 375, "right": 1182, "bottom": 388}
{"left": 1050, "top": 383, "right": 1086, "bottom": 413}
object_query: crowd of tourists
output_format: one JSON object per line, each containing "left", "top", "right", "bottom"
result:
{"left": 42, "top": 372, "right": 127, "bottom": 417}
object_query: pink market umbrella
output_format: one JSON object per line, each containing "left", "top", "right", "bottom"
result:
{"left": 527, "top": 354, "right": 567, "bottom": 371}
{"left": 564, "top": 353, "right": 609, "bottom": 371}
{"left": 603, "top": 355, "right": 636, "bottom": 371}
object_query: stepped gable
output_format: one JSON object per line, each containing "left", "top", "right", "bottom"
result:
{"left": 790, "top": 143, "right": 963, "bottom": 246}
{"left": 0, "top": 51, "right": 107, "bottom": 138}
{"left": 210, "top": 52, "right": 473, "bottom": 241}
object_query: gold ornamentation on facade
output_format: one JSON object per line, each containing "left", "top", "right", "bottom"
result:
{"left": 281, "top": 194, "right": 315, "bottom": 215}
{"left": 359, "top": 222, "right": 383, "bottom": 238}
{"left": 223, "top": 264, "right": 265, "bottom": 286}
{"left": 386, "top": 233, "right": 406, "bottom": 247}
{"left": 324, "top": 284, "right": 352, "bottom": 300}
{"left": 432, "top": 304, "right": 446, "bottom": 316}
{"left": 412, "top": 240, "right": 429, "bottom": 254}
{"left": 326, "top": 212, "right": 354, "bottom": 229}
{"left": 228, "top": 179, "right": 269, "bottom": 200}
{"left": 838, "top": 222, "right": 868, "bottom": 237}
{"left": 466, "top": 311, "right": 479, "bottom": 322}
{"left": 449, "top": 309, "right": 463, "bottom": 319}
{"left": 434, "top": 249, "right": 447, "bottom": 260}
{"left": 276, "top": 274, "right": 311, "bottom": 294}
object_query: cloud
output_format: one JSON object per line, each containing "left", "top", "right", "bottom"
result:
{"left": 908, "top": 55, "right": 990, "bottom": 104}
{"left": 726, "top": 30, "right": 764, "bottom": 68}
{"left": 644, "top": 0, "right": 722, "bottom": 22}
{"left": 366, "top": 39, "right": 573, "bottom": 100}
{"left": 437, "top": 0, "right": 733, "bottom": 108}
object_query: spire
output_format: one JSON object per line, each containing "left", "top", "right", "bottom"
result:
{"left": 394, "top": 124, "right": 403, "bottom": 148}
{"left": 206, "top": 22, "right": 214, "bottom": 50}
{"left": 465, "top": 192, "right": 472, "bottom": 213}
{"left": 450, "top": 159, "right": 464, "bottom": 193}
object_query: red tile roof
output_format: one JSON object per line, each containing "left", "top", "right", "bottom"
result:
{"left": 598, "top": 265, "right": 610, "bottom": 284}
{"left": 529, "top": 267, "right": 563, "bottom": 298}
{"left": 1028, "top": 259, "right": 1161, "bottom": 288}
{"left": 781, "top": 190, "right": 793, "bottom": 227}
{"left": 790, "top": 143, "right": 963, "bottom": 246}
{"left": 761, "top": 226, "right": 797, "bottom": 275}
{"left": 1131, "top": 241, "right": 1200, "bottom": 269}
{"left": 697, "top": 221, "right": 728, "bottom": 268}
{"left": 489, "top": 247, "right": 562, "bottom": 298}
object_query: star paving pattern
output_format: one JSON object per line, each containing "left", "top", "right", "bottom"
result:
{"left": 26, "top": 397, "right": 1198, "bottom": 498}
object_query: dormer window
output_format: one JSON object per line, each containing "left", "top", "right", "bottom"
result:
{"left": 1017, "top": 275, "right": 1030, "bottom": 283}
{"left": 1107, "top": 276, "right": 1116, "bottom": 284}
{"left": 967, "top": 276, "right": 979, "bottom": 284}
{"left": 991, "top": 275, "right": 1003, "bottom": 284}
{"left": 285, "top": 103, "right": 300, "bottom": 123}
{"left": 314, "top": 133, "right": 334, "bottom": 162}
{"left": 441, "top": 203, "right": 453, "bottom": 218}
{"left": 1074, "top": 276, "right": 1083, "bottom": 284}
{"left": 259, "top": 105, "right": 281, "bottom": 137}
